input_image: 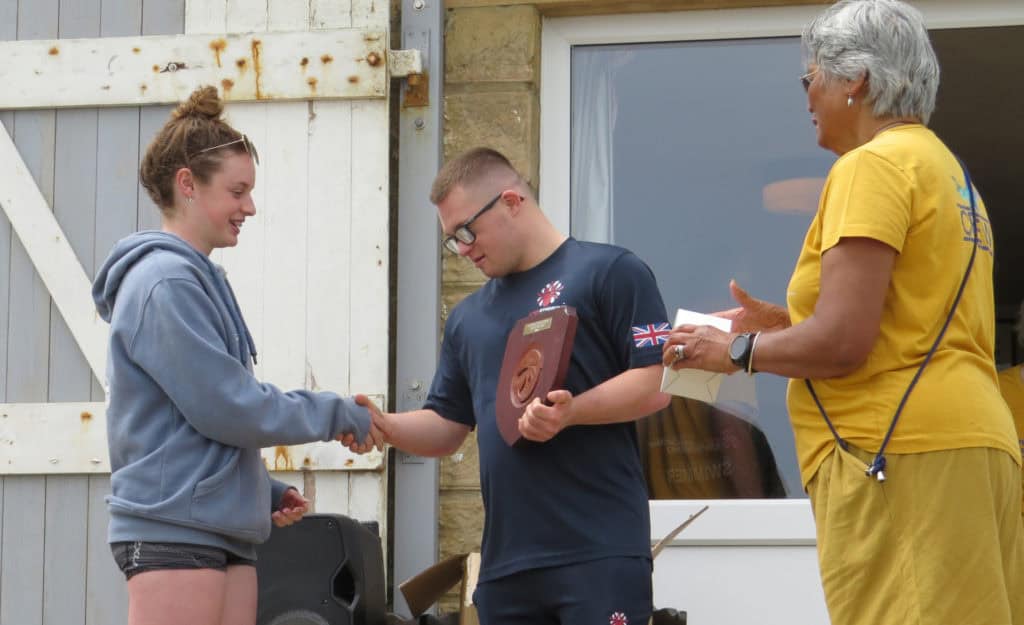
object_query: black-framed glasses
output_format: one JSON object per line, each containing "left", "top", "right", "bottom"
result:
{"left": 443, "top": 192, "right": 503, "bottom": 254}
{"left": 800, "top": 69, "right": 819, "bottom": 92}
{"left": 191, "top": 134, "right": 260, "bottom": 165}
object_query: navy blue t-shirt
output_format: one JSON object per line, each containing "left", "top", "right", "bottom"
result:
{"left": 424, "top": 238, "right": 669, "bottom": 583}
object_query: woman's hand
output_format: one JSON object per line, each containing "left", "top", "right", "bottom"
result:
{"left": 713, "top": 280, "right": 790, "bottom": 334}
{"left": 662, "top": 324, "right": 741, "bottom": 374}
{"left": 271, "top": 488, "right": 309, "bottom": 527}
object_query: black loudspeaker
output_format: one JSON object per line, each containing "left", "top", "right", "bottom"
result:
{"left": 256, "top": 514, "right": 387, "bottom": 625}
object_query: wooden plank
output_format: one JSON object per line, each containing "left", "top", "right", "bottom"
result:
{"left": 0, "top": 167, "right": 11, "bottom": 403}
{"left": 260, "top": 102, "right": 308, "bottom": 391}
{"left": 0, "top": 476, "right": 45, "bottom": 625}
{"left": 8, "top": 0, "right": 59, "bottom": 405}
{"left": 216, "top": 0, "right": 272, "bottom": 379}
{"left": 306, "top": 102, "right": 353, "bottom": 395}
{"left": 51, "top": 0, "right": 102, "bottom": 401}
{"left": 97, "top": 0, "right": 145, "bottom": 405}
{"left": 136, "top": 106, "right": 171, "bottom": 231}
{"left": 95, "top": 104, "right": 140, "bottom": 396}
{"left": 306, "top": 0, "right": 353, "bottom": 399}
{"left": 185, "top": 0, "right": 225, "bottom": 34}
{"left": 0, "top": 0, "right": 15, "bottom": 405}
{"left": 227, "top": 0, "right": 268, "bottom": 32}
{"left": 216, "top": 103, "right": 268, "bottom": 380}
{"left": 0, "top": 475, "right": 3, "bottom": 610}
{"left": 258, "top": 1, "right": 307, "bottom": 391}
{"left": 352, "top": 0, "right": 387, "bottom": 28}
{"left": 0, "top": 402, "right": 109, "bottom": 473}
{"left": 0, "top": 401, "right": 381, "bottom": 474}
{"left": 43, "top": 476, "right": 89, "bottom": 625}
{"left": 348, "top": 471, "right": 385, "bottom": 524}
{"left": 85, "top": 475, "right": 127, "bottom": 625}
{"left": 0, "top": 0, "right": 14, "bottom": 40}
{"left": 310, "top": 0, "right": 352, "bottom": 30}
{"left": 143, "top": 0, "right": 185, "bottom": 36}
{"left": 137, "top": 0, "right": 183, "bottom": 230}
{"left": 102, "top": 0, "right": 142, "bottom": 36}
{"left": 0, "top": 29, "right": 388, "bottom": 110}
{"left": 347, "top": 99, "right": 389, "bottom": 398}
{"left": 312, "top": 472, "right": 351, "bottom": 515}
{"left": 0, "top": 124, "right": 108, "bottom": 387}
{"left": 0, "top": 477, "right": 3, "bottom": 606}
{"left": 58, "top": 0, "right": 101, "bottom": 36}
{"left": 269, "top": 0, "right": 308, "bottom": 32}
{"left": 17, "top": 0, "right": 59, "bottom": 41}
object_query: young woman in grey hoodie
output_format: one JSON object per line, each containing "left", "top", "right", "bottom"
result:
{"left": 92, "top": 85, "right": 381, "bottom": 625}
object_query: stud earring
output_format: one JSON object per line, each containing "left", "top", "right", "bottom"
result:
{"left": 847, "top": 94, "right": 854, "bottom": 107}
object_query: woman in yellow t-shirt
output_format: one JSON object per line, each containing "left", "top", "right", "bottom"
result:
{"left": 661, "top": 2, "right": 1023, "bottom": 624}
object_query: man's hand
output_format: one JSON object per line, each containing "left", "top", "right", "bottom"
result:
{"left": 350, "top": 394, "right": 391, "bottom": 453}
{"left": 271, "top": 488, "right": 309, "bottom": 528}
{"left": 519, "top": 389, "right": 574, "bottom": 442}
{"left": 713, "top": 280, "right": 790, "bottom": 334}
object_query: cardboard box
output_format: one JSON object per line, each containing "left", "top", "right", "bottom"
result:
{"left": 399, "top": 552, "right": 480, "bottom": 625}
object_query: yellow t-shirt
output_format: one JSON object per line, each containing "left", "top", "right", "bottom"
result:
{"left": 997, "top": 365, "right": 1024, "bottom": 459}
{"left": 785, "top": 124, "right": 1019, "bottom": 488}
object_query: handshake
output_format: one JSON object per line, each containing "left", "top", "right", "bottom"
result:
{"left": 335, "top": 394, "right": 390, "bottom": 454}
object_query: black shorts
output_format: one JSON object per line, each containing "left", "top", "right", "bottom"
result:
{"left": 473, "top": 556, "right": 652, "bottom": 625}
{"left": 110, "top": 541, "right": 256, "bottom": 580}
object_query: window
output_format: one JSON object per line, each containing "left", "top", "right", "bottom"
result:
{"left": 571, "top": 36, "right": 827, "bottom": 498}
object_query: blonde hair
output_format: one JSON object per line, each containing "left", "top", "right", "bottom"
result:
{"left": 430, "top": 147, "right": 522, "bottom": 204}
{"left": 139, "top": 85, "right": 257, "bottom": 211}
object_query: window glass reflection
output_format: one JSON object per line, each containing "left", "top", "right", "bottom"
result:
{"left": 570, "top": 37, "right": 837, "bottom": 498}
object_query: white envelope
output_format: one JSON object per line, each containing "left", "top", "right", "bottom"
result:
{"left": 660, "top": 308, "right": 732, "bottom": 403}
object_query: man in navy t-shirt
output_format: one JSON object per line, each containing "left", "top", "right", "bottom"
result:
{"left": 364, "top": 147, "right": 670, "bottom": 625}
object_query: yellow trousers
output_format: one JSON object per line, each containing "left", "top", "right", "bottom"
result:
{"left": 807, "top": 444, "right": 1024, "bottom": 625}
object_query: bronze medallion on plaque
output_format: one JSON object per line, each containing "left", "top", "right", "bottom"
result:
{"left": 494, "top": 306, "right": 578, "bottom": 446}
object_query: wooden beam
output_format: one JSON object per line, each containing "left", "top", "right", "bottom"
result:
{"left": 444, "top": 0, "right": 826, "bottom": 17}
{"left": 0, "top": 29, "right": 391, "bottom": 110}
{"left": 0, "top": 125, "right": 108, "bottom": 387}
{"left": 0, "top": 400, "right": 386, "bottom": 474}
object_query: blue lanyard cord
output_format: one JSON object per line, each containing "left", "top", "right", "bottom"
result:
{"left": 806, "top": 157, "right": 980, "bottom": 482}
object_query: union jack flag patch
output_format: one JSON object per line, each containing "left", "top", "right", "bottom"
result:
{"left": 632, "top": 322, "right": 670, "bottom": 348}
{"left": 609, "top": 612, "right": 629, "bottom": 625}
{"left": 537, "top": 280, "right": 564, "bottom": 307}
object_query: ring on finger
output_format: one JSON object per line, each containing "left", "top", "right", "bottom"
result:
{"left": 671, "top": 343, "right": 686, "bottom": 363}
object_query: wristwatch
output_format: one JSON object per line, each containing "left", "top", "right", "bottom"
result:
{"left": 729, "top": 332, "right": 756, "bottom": 372}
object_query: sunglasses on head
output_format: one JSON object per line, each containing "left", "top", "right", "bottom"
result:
{"left": 190, "top": 134, "right": 260, "bottom": 165}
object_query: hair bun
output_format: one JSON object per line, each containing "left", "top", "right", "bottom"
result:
{"left": 172, "top": 85, "right": 224, "bottom": 120}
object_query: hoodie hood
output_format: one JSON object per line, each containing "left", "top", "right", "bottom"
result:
{"left": 93, "top": 231, "right": 257, "bottom": 365}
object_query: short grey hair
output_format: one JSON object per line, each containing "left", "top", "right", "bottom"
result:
{"left": 802, "top": 0, "right": 940, "bottom": 124}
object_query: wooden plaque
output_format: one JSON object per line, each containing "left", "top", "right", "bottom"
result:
{"left": 494, "top": 306, "right": 578, "bottom": 446}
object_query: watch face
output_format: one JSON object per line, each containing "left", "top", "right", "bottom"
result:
{"left": 729, "top": 333, "right": 750, "bottom": 361}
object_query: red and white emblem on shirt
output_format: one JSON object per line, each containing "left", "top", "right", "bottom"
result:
{"left": 609, "top": 612, "right": 628, "bottom": 625}
{"left": 537, "top": 280, "right": 564, "bottom": 307}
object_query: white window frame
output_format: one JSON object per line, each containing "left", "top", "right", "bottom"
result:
{"left": 539, "top": 0, "right": 1024, "bottom": 546}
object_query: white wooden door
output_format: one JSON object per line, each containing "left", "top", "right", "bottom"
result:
{"left": 0, "top": 1, "right": 408, "bottom": 622}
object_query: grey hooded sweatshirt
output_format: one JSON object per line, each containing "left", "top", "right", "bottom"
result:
{"left": 93, "top": 231, "right": 371, "bottom": 558}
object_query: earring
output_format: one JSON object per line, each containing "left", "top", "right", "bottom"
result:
{"left": 847, "top": 94, "right": 854, "bottom": 107}
{"left": 186, "top": 196, "right": 194, "bottom": 204}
